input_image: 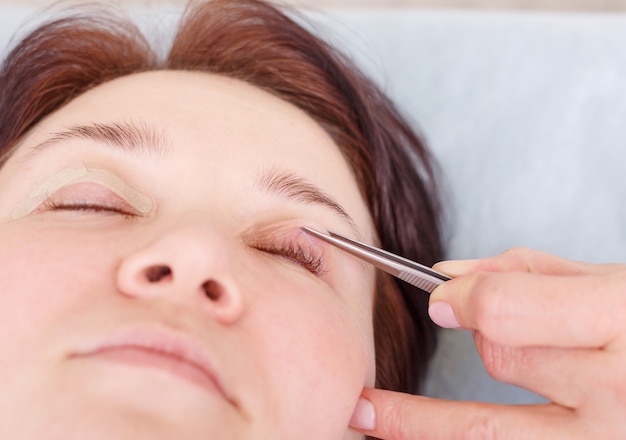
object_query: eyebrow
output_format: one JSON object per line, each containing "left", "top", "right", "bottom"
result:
{"left": 256, "top": 167, "right": 360, "bottom": 235}
{"left": 28, "top": 121, "right": 168, "bottom": 158}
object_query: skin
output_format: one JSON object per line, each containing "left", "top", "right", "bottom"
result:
{"left": 350, "top": 248, "right": 626, "bottom": 440}
{"left": 0, "top": 70, "right": 378, "bottom": 440}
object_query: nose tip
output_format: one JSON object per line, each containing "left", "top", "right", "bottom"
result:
{"left": 116, "top": 229, "right": 244, "bottom": 325}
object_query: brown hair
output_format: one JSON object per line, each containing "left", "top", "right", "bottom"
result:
{"left": 0, "top": 0, "right": 442, "bottom": 398}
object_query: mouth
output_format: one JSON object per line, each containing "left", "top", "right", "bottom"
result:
{"left": 70, "top": 325, "right": 235, "bottom": 407}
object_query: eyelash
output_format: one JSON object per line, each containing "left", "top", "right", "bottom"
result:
{"left": 42, "top": 198, "right": 136, "bottom": 218}
{"left": 255, "top": 239, "right": 326, "bottom": 276}
{"left": 265, "top": 245, "right": 323, "bottom": 276}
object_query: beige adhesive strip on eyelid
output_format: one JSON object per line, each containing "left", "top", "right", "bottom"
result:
{"left": 12, "top": 163, "right": 154, "bottom": 219}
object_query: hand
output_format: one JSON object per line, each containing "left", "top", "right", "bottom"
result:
{"left": 349, "top": 248, "right": 626, "bottom": 439}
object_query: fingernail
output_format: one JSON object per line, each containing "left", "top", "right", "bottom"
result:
{"left": 349, "top": 397, "right": 376, "bottom": 431}
{"left": 428, "top": 301, "right": 460, "bottom": 328}
{"left": 433, "top": 259, "right": 478, "bottom": 277}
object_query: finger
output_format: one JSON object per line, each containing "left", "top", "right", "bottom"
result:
{"left": 474, "top": 336, "right": 626, "bottom": 438}
{"left": 429, "top": 270, "right": 626, "bottom": 348}
{"left": 434, "top": 247, "right": 625, "bottom": 278}
{"left": 473, "top": 332, "right": 606, "bottom": 408}
{"left": 350, "top": 388, "right": 578, "bottom": 440}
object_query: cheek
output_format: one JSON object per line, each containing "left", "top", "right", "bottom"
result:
{"left": 0, "top": 222, "right": 117, "bottom": 359}
{"left": 239, "top": 267, "right": 375, "bottom": 436}
{"left": 0, "top": 221, "right": 128, "bottom": 423}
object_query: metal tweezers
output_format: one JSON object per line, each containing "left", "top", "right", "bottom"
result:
{"left": 303, "top": 227, "right": 450, "bottom": 294}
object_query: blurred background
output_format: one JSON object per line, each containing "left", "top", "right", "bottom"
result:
{"left": 3, "top": 0, "right": 626, "bottom": 11}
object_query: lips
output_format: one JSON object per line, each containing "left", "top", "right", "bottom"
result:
{"left": 70, "top": 325, "right": 234, "bottom": 406}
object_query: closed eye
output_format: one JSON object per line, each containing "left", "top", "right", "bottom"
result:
{"left": 37, "top": 182, "right": 140, "bottom": 218}
{"left": 247, "top": 226, "right": 328, "bottom": 277}
{"left": 42, "top": 198, "right": 137, "bottom": 217}
{"left": 256, "top": 242, "right": 325, "bottom": 276}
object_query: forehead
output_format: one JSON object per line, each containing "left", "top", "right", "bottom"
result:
{"left": 38, "top": 70, "right": 323, "bottom": 142}
{"left": 24, "top": 70, "right": 336, "bottom": 161}
{"left": 8, "top": 70, "right": 375, "bottom": 237}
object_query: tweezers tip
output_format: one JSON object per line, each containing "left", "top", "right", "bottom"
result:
{"left": 301, "top": 226, "right": 326, "bottom": 235}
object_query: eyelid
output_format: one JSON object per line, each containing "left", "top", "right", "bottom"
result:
{"left": 245, "top": 222, "right": 322, "bottom": 248}
{"left": 12, "top": 163, "right": 153, "bottom": 219}
{"left": 41, "top": 182, "right": 140, "bottom": 216}
{"left": 245, "top": 223, "right": 329, "bottom": 275}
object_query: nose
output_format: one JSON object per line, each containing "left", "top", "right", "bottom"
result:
{"left": 116, "top": 226, "right": 243, "bottom": 325}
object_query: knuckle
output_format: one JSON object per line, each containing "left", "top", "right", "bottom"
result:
{"left": 501, "top": 246, "right": 534, "bottom": 259}
{"left": 461, "top": 411, "right": 500, "bottom": 440}
{"left": 475, "top": 334, "right": 529, "bottom": 383}
{"left": 500, "top": 247, "right": 535, "bottom": 268}
{"left": 470, "top": 273, "right": 508, "bottom": 337}
{"left": 477, "top": 338, "right": 513, "bottom": 381}
{"left": 501, "top": 246, "right": 559, "bottom": 274}
{"left": 378, "top": 399, "right": 418, "bottom": 440}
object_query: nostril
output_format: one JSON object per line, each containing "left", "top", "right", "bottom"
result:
{"left": 202, "top": 280, "right": 223, "bottom": 301}
{"left": 145, "top": 265, "right": 172, "bottom": 283}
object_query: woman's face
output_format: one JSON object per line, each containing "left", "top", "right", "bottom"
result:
{"left": 0, "top": 71, "right": 376, "bottom": 439}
